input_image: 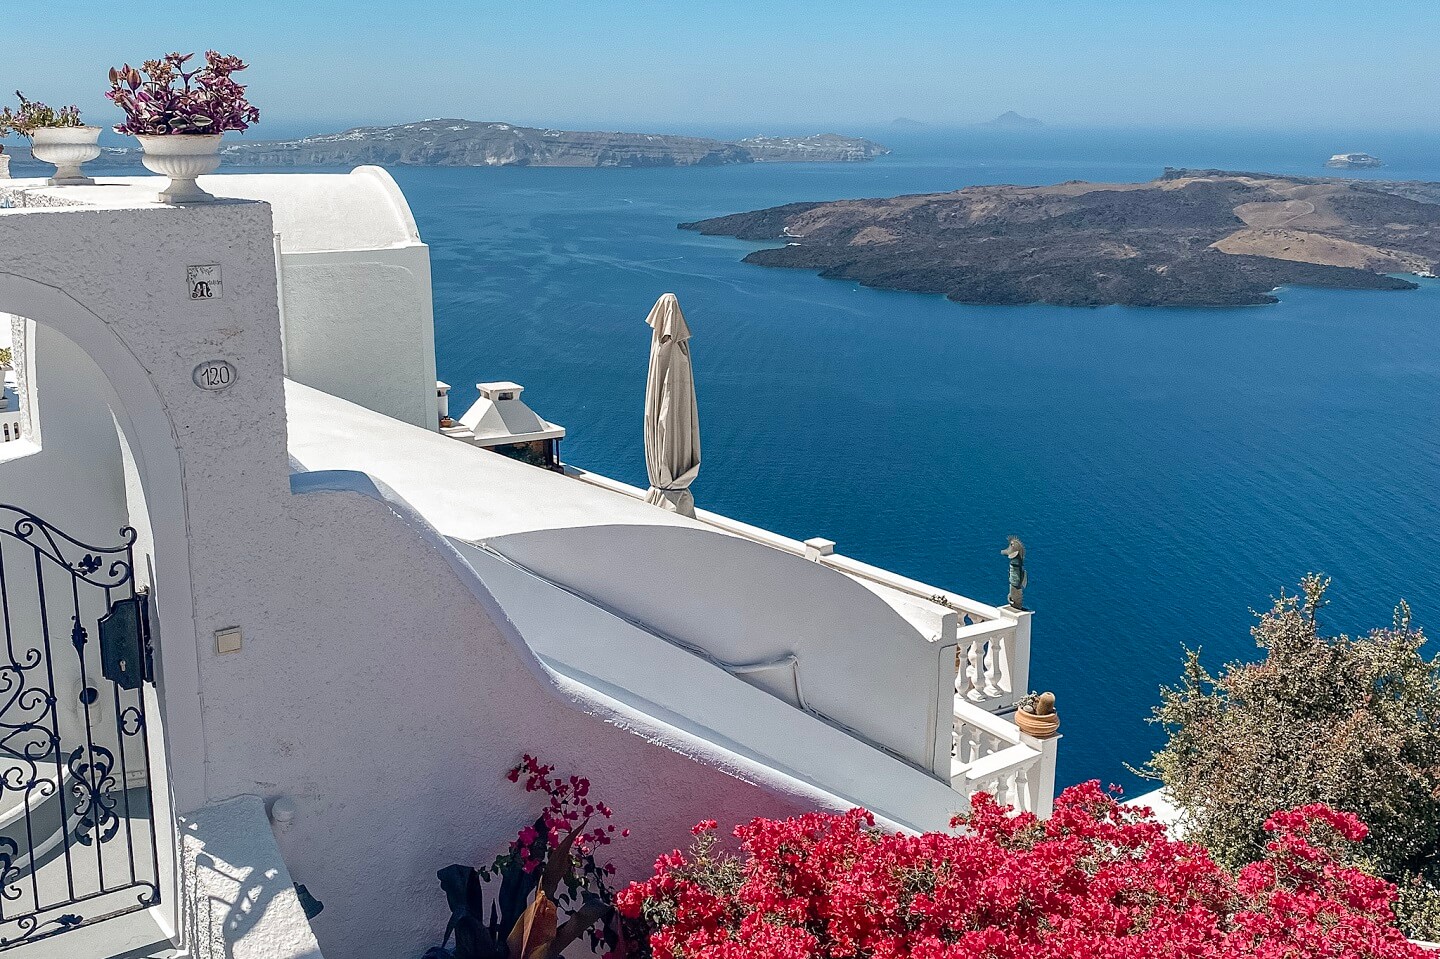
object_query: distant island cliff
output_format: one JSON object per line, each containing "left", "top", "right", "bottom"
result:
{"left": 981, "top": 111, "right": 1044, "bottom": 129}
{"left": 210, "top": 120, "right": 888, "bottom": 168}
{"left": 681, "top": 169, "right": 1440, "bottom": 307}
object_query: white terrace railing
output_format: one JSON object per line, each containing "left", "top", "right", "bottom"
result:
{"left": 933, "top": 601, "right": 1030, "bottom": 714}
{"left": 951, "top": 700, "right": 1059, "bottom": 817}
{"left": 562, "top": 464, "right": 1059, "bottom": 816}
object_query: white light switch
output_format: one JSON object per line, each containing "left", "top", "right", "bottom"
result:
{"left": 215, "top": 626, "right": 243, "bottom": 654}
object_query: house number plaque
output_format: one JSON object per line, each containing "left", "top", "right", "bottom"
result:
{"left": 193, "top": 360, "right": 236, "bottom": 392}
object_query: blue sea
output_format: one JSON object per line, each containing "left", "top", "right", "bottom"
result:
{"left": 402, "top": 128, "right": 1440, "bottom": 790}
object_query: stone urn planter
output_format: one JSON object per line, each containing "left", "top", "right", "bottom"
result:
{"left": 31, "top": 126, "right": 102, "bottom": 185}
{"left": 1015, "top": 691, "right": 1060, "bottom": 739}
{"left": 137, "top": 134, "right": 224, "bottom": 204}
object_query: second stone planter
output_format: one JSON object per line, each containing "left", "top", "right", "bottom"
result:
{"left": 31, "top": 126, "right": 102, "bottom": 185}
{"left": 137, "top": 133, "right": 224, "bottom": 204}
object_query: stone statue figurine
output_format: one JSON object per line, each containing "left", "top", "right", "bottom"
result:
{"left": 1001, "top": 536, "right": 1027, "bottom": 609}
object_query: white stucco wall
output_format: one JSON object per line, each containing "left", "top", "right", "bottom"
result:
{"left": 0, "top": 320, "right": 130, "bottom": 541}
{"left": 286, "top": 381, "right": 957, "bottom": 776}
{"left": 456, "top": 538, "right": 963, "bottom": 832}
{"left": 277, "top": 245, "right": 437, "bottom": 428}
{"left": 0, "top": 192, "right": 300, "bottom": 949}
{"left": 0, "top": 321, "right": 151, "bottom": 799}
{"left": 259, "top": 473, "right": 821, "bottom": 956}
{"left": 488, "top": 523, "right": 945, "bottom": 767}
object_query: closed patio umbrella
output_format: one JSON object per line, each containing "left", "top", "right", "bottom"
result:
{"left": 643, "top": 293, "right": 701, "bottom": 517}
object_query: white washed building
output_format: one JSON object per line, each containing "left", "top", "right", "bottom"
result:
{"left": 0, "top": 169, "right": 1056, "bottom": 959}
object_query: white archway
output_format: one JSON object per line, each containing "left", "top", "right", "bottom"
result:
{"left": 0, "top": 272, "right": 206, "bottom": 947}
{"left": 0, "top": 272, "right": 203, "bottom": 799}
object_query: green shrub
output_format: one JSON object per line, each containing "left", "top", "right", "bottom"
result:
{"left": 1144, "top": 574, "right": 1440, "bottom": 939}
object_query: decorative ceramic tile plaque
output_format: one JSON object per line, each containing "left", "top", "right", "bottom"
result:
{"left": 187, "top": 264, "right": 222, "bottom": 300}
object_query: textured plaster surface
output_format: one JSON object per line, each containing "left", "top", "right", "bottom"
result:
{"left": 4, "top": 171, "right": 439, "bottom": 428}
{"left": 279, "top": 248, "right": 437, "bottom": 428}
{"left": 491, "top": 523, "right": 942, "bottom": 765}
{"left": 0, "top": 198, "right": 290, "bottom": 942}
{"left": 0, "top": 322, "right": 130, "bottom": 539}
{"left": 286, "top": 378, "right": 706, "bottom": 540}
{"left": 178, "top": 795, "right": 324, "bottom": 959}
{"left": 455, "top": 538, "right": 963, "bottom": 832}
{"left": 289, "top": 382, "right": 950, "bottom": 772}
{"left": 269, "top": 472, "right": 817, "bottom": 957}
{"left": 1, "top": 168, "right": 415, "bottom": 252}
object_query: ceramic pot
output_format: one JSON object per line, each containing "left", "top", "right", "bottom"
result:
{"left": 30, "top": 126, "right": 102, "bottom": 185}
{"left": 1015, "top": 708, "right": 1059, "bottom": 739}
{"left": 137, "top": 134, "right": 223, "bottom": 204}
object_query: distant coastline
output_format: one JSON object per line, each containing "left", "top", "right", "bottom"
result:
{"left": 5, "top": 120, "right": 889, "bottom": 170}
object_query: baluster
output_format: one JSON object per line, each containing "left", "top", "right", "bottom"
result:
{"left": 981, "top": 639, "right": 998, "bottom": 698}
{"left": 992, "top": 631, "right": 1011, "bottom": 699}
{"left": 965, "top": 641, "right": 982, "bottom": 702}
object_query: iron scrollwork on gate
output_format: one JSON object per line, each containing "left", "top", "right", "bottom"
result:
{"left": 0, "top": 505, "right": 161, "bottom": 948}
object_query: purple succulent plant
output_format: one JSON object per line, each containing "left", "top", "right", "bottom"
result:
{"left": 106, "top": 51, "right": 260, "bottom": 136}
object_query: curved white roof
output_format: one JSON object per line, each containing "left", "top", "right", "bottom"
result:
{"left": 200, "top": 167, "right": 422, "bottom": 253}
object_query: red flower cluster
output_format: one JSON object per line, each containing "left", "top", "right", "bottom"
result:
{"left": 505, "top": 754, "right": 628, "bottom": 875}
{"left": 617, "top": 782, "right": 1425, "bottom": 959}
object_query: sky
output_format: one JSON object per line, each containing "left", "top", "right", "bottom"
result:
{"left": 3, "top": 0, "right": 1437, "bottom": 138}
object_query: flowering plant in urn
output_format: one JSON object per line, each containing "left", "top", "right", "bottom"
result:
{"left": 0, "top": 92, "right": 99, "bottom": 185}
{"left": 106, "top": 51, "right": 260, "bottom": 203}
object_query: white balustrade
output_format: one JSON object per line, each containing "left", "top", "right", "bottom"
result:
{"left": 939, "top": 608, "right": 1031, "bottom": 714}
{"left": 950, "top": 699, "right": 1058, "bottom": 817}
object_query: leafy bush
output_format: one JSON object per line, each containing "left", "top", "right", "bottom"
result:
{"left": 1144, "top": 574, "right": 1440, "bottom": 939}
{"left": 619, "top": 783, "right": 1426, "bottom": 958}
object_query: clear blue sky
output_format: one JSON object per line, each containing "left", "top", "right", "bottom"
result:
{"left": 6, "top": 0, "right": 1436, "bottom": 137}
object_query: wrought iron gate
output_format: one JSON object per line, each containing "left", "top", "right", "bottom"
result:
{"left": 0, "top": 505, "right": 160, "bottom": 948}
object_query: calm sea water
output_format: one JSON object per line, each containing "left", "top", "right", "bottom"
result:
{"left": 386, "top": 128, "right": 1440, "bottom": 791}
